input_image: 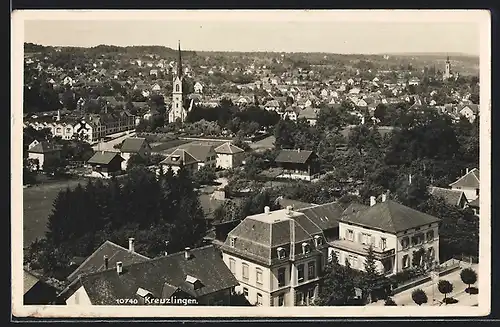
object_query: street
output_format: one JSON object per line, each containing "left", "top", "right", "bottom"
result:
{"left": 369, "top": 263, "right": 479, "bottom": 306}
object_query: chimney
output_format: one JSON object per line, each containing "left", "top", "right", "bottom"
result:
{"left": 264, "top": 206, "right": 270, "bottom": 214}
{"left": 128, "top": 237, "right": 135, "bottom": 252}
{"left": 116, "top": 261, "right": 123, "bottom": 274}
{"left": 370, "top": 196, "right": 376, "bottom": 206}
{"left": 184, "top": 247, "right": 191, "bottom": 260}
{"left": 104, "top": 255, "right": 109, "bottom": 269}
{"left": 381, "top": 193, "right": 387, "bottom": 202}
{"left": 297, "top": 148, "right": 301, "bottom": 153}
{"left": 286, "top": 205, "right": 293, "bottom": 215}
{"left": 408, "top": 174, "right": 412, "bottom": 185}
{"left": 466, "top": 168, "right": 469, "bottom": 174}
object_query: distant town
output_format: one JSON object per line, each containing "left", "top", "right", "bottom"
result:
{"left": 22, "top": 41, "right": 479, "bottom": 308}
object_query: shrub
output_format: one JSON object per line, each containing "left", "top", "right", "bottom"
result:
{"left": 411, "top": 288, "right": 428, "bottom": 306}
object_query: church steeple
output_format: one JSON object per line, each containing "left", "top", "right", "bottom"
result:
{"left": 177, "top": 40, "right": 183, "bottom": 78}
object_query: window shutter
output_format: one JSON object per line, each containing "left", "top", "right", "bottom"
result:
{"left": 371, "top": 236, "right": 376, "bottom": 246}
{"left": 357, "top": 232, "right": 362, "bottom": 243}
{"left": 344, "top": 229, "right": 348, "bottom": 240}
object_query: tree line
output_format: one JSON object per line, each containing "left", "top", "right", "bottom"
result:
{"left": 24, "top": 166, "right": 208, "bottom": 280}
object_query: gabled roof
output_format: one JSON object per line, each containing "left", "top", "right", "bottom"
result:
{"left": 428, "top": 186, "right": 467, "bottom": 206}
{"left": 120, "top": 137, "right": 150, "bottom": 153}
{"left": 181, "top": 144, "right": 216, "bottom": 161}
{"left": 275, "top": 149, "right": 315, "bottom": 164}
{"left": 87, "top": 151, "right": 124, "bottom": 165}
{"left": 66, "top": 240, "right": 150, "bottom": 283}
{"left": 449, "top": 168, "right": 480, "bottom": 189}
{"left": 160, "top": 149, "right": 199, "bottom": 166}
{"left": 27, "top": 141, "right": 61, "bottom": 154}
{"left": 341, "top": 200, "right": 441, "bottom": 233}
{"left": 275, "top": 197, "right": 315, "bottom": 210}
{"left": 214, "top": 142, "right": 245, "bottom": 155}
{"left": 78, "top": 245, "right": 238, "bottom": 304}
{"left": 297, "top": 202, "right": 345, "bottom": 231}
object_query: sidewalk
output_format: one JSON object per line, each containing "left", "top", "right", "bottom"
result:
{"left": 369, "top": 264, "right": 478, "bottom": 306}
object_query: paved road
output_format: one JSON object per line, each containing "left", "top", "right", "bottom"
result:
{"left": 91, "top": 130, "right": 136, "bottom": 151}
{"left": 369, "top": 263, "right": 479, "bottom": 306}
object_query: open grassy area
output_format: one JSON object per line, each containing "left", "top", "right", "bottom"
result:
{"left": 23, "top": 177, "right": 89, "bottom": 248}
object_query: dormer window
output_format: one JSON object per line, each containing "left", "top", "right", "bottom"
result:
{"left": 277, "top": 247, "right": 286, "bottom": 259}
{"left": 314, "top": 235, "right": 322, "bottom": 247}
{"left": 136, "top": 287, "right": 154, "bottom": 303}
{"left": 230, "top": 237, "right": 236, "bottom": 247}
{"left": 302, "top": 242, "right": 311, "bottom": 255}
{"left": 186, "top": 275, "right": 203, "bottom": 290}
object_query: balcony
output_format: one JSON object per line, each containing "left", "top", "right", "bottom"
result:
{"left": 331, "top": 239, "right": 395, "bottom": 260}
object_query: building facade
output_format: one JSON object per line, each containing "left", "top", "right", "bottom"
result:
{"left": 330, "top": 196, "right": 440, "bottom": 275}
{"left": 221, "top": 206, "right": 328, "bottom": 306}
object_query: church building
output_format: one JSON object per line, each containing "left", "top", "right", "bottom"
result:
{"left": 168, "top": 41, "right": 189, "bottom": 123}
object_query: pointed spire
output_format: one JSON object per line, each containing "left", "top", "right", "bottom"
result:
{"left": 177, "top": 40, "right": 183, "bottom": 78}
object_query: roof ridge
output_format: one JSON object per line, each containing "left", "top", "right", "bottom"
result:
{"left": 66, "top": 240, "right": 114, "bottom": 281}
{"left": 449, "top": 168, "right": 480, "bottom": 186}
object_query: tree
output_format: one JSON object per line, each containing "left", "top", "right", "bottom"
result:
{"left": 126, "top": 154, "right": 148, "bottom": 171}
{"left": 193, "top": 165, "right": 217, "bottom": 186}
{"left": 411, "top": 288, "right": 428, "bottom": 306}
{"left": 460, "top": 268, "right": 477, "bottom": 292}
{"left": 363, "top": 244, "right": 379, "bottom": 299}
{"left": 437, "top": 280, "right": 454, "bottom": 303}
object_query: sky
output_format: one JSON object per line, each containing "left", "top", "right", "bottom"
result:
{"left": 20, "top": 10, "right": 483, "bottom": 55}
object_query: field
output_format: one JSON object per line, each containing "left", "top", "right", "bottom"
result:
{"left": 23, "top": 177, "right": 89, "bottom": 248}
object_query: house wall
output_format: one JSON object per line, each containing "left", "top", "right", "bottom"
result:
{"left": 222, "top": 251, "right": 321, "bottom": 307}
{"left": 216, "top": 153, "right": 234, "bottom": 169}
{"left": 336, "top": 220, "right": 439, "bottom": 274}
{"left": 28, "top": 153, "right": 46, "bottom": 170}
{"left": 452, "top": 186, "right": 479, "bottom": 201}
{"left": 66, "top": 286, "right": 92, "bottom": 305}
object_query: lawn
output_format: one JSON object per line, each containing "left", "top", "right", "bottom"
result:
{"left": 23, "top": 177, "right": 89, "bottom": 248}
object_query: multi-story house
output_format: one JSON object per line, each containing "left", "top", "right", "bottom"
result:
{"left": 119, "top": 137, "right": 152, "bottom": 170}
{"left": 274, "top": 149, "right": 320, "bottom": 181}
{"left": 330, "top": 195, "right": 441, "bottom": 275}
{"left": 449, "top": 168, "right": 480, "bottom": 201}
{"left": 221, "top": 206, "right": 328, "bottom": 306}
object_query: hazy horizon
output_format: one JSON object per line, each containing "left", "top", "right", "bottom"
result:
{"left": 21, "top": 11, "right": 482, "bottom": 56}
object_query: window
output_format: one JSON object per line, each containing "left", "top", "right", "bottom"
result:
{"left": 230, "top": 237, "right": 235, "bottom": 247}
{"left": 256, "top": 293, "right": 263, "bottom": 306}
{"left": 296, "top": 292, "right": 305, "bottom": 306}
{"left": 302, "top": 242, "right": 310, "bottom": 254}
{"left": 243, "top": 287, "right": 248, "bottom": 297}
{"left": 308, "top": 261, "right": 316, "bottom": 279}
{"left": 426, "top": 230, "right": 434, "bottom": 242}
{"left": 256, "top": 268, "right": 263, "bottom": 285}
{"left": 308, "top": 288, "right": 315, "bottom": 302}
{"left": 278, "top": 294, "right": 285, "bottom": 306}
{"left": 314, "top": 235, "right": 322, "bottom": 247}
{"left": 277, "top": 247, "right": 286, "bottom": 259}
{"left": 347, "top": 229, "right": 354, "bottom": 241}
{"left": 476, "top": 188, "right": 480, "bottom": 196}
{"left": 401, "top": 236, "right": 410, "bottom": 249}
{"left": 403, "top": 255, "right": 410, "bottom": 269}
{"left": 175, "top": 84, "right": 180, "bottom": 92}
{"left": 361, "top": 233, "right": 372, "bottom": 245}
{"left": 278, "top": 268, "right": 286, "bottom": 287}
{"left": 380, "top": 237, "right": 387, "bottom": 250}
{"left": 242, "top": 263, "right": 249, "bottom": 280}
{"left": 229, "top": 258, "right": 236, "bottom": 274}
{"left": 297, "top": 264, "right": 305, "bottom": 282}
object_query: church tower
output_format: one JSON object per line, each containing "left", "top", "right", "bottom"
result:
{"left": 169, "top": 41, "right": 185, "bottom": 123}
{"left": 443, "top": 55, "right": 452, "bottom": 80}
